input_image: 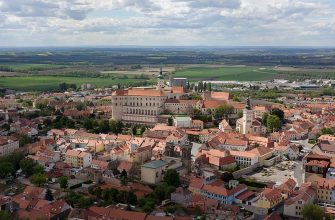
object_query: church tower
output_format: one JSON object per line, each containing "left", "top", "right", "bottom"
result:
{"left": 157, "top": 67, "right": 165, "bottom": 90}
{"left": 242, "top": 97, "right": 253, "bottom": 134}
{"left": 181, "top": 143, "right": 192, "bottom": 173}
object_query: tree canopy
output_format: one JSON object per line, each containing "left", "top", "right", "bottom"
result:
{"left": 30, "top": 173, "right": 47, "bottom": 186}
{"left": 163, "top": 169, "right": 181, "bottom": 187}
{"left": 59, "top": 176, "right": 68, "bottom": 190}
{"left": 266, "top": 115, "right": 281, "bottom": 132}
{"left": 271, "top": 108, "right": 284, "bottom": 121}
{"left": 214, "top": 104, "right": 234, "bottom": 120}
{"left": 302, "top": 204, "right": 325, "bottom": 220}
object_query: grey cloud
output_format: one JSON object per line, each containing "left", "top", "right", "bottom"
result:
{"left": 0, "top": 0, "right": 90, "bottom": 20}
{"left": 180, "top": 0, "right": 241, "bottom": 9}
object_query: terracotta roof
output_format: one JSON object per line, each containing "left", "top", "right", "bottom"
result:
{"left": 210, "top": 92, "right": 231, "bottom": 100}
{"left": 260, "top": 188, "right": 282, "bottom": 203}
{"left": 202, "top": 184, "right": 247, "bottom": 197}
{"left": 203, "top": 100, "right": 226, "bottom": 108}
{"left": 305, "top": 160, "right": 329, "bottom": 168}
{"left": 88, "top": 206, "right": 147, "bottom": 220}
{"left": 277, "top": 178, "right": 296, "bottom": 194}
{"left": 171, "top": 86, "right": 186, "bottom": 94}
{"left": 117, "top": 161, "right": 133, "bottom": 172}
{"left": 285, "top": 184, "right": 315, "bottom": 206}
{"left": 235, "top": 190, "right": 255, "bottom": 201}
{"left": 249, "top": 146, "right": 273, "bottom": 156}
{"left": 113, "top": 88, "right": 166, "bottom": 97}
{"left": 0, "top": 136, "right": 18, "bottom": 145}
{"left": 264, "top": 212, "right": 282, "bottom": 220}
{"left": 165, "top": 99, "right": 195, "bottom": 104}
{"left": 146, "top": 216, "right": 173, "bottom": 220}
{"left": 317, "top": 178, "right": 335, "bottom": 190}
{"left": 318, "top": 142, "right": 335, "bottom": 153}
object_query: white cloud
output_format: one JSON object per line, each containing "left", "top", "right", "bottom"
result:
{"left": 0, "top": 0, "right": 334, "bottom": 46}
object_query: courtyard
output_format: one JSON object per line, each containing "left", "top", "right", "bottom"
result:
{"left": 245, "top": 160, "right": 304, "bottom": 186}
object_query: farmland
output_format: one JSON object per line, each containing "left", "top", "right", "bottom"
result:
{"left": 0, "top": 76, "right": 150, "bottom": 91}
{"left": 173, "top": 66, "right": 276, "bottom": 81}
{"left": 173, "top": 66, "right": 335, "bottom": 81}
{"left": 0, "top": 47, "right": 334, "bottom": 91}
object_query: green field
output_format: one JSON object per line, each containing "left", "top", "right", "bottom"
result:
{"left": 173, "top": 66, "right": 277, "bottom": 81}
{"left": 174, "top": 66, "right": 335, "bottom": 81}
{"left": 0, "top": 63, "right": 65, "bottom": 72}
{"left": 0, "top": 76, "right": 147, "bottom": 91}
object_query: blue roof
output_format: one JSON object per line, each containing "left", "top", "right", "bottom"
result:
{"left": 142, "top": 160, "right": 168, "bottom": 169}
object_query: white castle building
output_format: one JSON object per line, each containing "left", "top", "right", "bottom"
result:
{"left": 111, "top": 68, "right": 168, "bottom": 124}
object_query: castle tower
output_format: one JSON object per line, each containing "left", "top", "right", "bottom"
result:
{"left": 111, "top": 91, "right": 123, "bottom": 120}
{"left": 242, "top": 97, "right": 253, "bottom": 134}
{"left": 157, "top": 67, "right": 165, "bottom": 90}
{"left": 181, "top": 143, "right": 192, "bottom": 173}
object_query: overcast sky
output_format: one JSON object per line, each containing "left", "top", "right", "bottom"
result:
{"left": 0, "top": 0, "right": 334, "bottom": 47}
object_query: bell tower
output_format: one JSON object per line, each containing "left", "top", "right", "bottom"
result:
{"left": 157, "top": 67, "right": 165, "bottom": 89}
{"left": 165, "top": 142, "right": 175, "bottom": 157}
{"left": 242, "top": 97, "right": 253, "bottom": 134}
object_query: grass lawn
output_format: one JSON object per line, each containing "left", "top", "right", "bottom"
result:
{"left": 173, "top": 66, "right": 278, "bottom": 81}
{"left": 0, "top": 76, "right": 146, "bottom": 91}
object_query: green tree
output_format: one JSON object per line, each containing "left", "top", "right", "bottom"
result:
{"left": 168, "top": 117, "right": 173, "bottom": 126}
{"left": 7, "top": 152, "right": 24, "bottom": 171}
{"left": 221, "top": 172, "right": 234, "bottom": 182}
{"left": 45, "top": 188, "right": 54, "bottom": 201}
{"left": 302, "top": 204, "right": 325, "bottom": 220}
{"left": 262, "top": 112, "right": 269, "bottom": 125}
{"left": 198, "top": 82, "right": 203, "bottom": 92}
{"left": 237, "top": 110, "right": 243, "bottom": 119}
{"left": 20, "top": 158, "right": 37, "bottom": 177}
{"left": 127, "top": 191, "right": 137, "bottom": 205}
{"left": 83, "top": 118, "right": 94, "bottom": 130}
{"left": 321, "top": 127, "right": 335, "bottom": 135}
{"left": 322, "top": 87, "right": 334, "bottom": 96}
{"left": 271, "top": 108, "right": 284, "bottom": 121}
{"left": 34, "top": 164, "right": 45, "bottom": 174}
{"left": 110, "top": 120, "right": 124, "bottom": 134}
{"left": 153, "top": 183, "right": 168, "bottom": 201}
{"left": 267, "top": 115, "right": 281, "bottom": 132}
{"left": 30, "top": 173, "right": 47, "bottom": 186}
{"left": 59, "top": 176, "right": 68, "bottom": 190}
{"left": 163, "top": 169, "right": 180, "bottom": 187}
{"left": 192, "top": 108, "right": 201, "bottom": 115}
{"left": 99, "top": 120, "right": 110, "bottom": 133}
{"left": 0, "top": 162, "right": 14, "bottom": 178}
{"left": 233, "top": 96, "right": 240, "bottom": 102}
{"left": 76, "top": 103, "right": 86, "bottom": 111}
{"left": 131, "top": 126, "right": 137, "bottom": 135}
{"left": 0, "top": 210, "right": 12, "bottom": 220}
{"left": 18, "top": 134, "right": 30, "bottom": 147}
{"left": 115, "top": 120, "right": 124, "bottom": 134}
{"left": 214, "top": 104, "right": 234, "bottom": 120}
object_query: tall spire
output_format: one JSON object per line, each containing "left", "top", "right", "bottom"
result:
{"left": 157, "top": 66, "right": 164, "bottom": 89}
{"left": 245, "top": 97, "right": 251, "bottom": 110}
{"left": 158, "top": 66, "right": 163, "bottom": 79}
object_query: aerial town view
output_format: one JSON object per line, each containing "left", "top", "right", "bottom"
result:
{"left": 0, "top": 0, "right": 335, "bottom": 220}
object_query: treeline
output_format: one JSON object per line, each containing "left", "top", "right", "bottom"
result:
{"left": 59, "top": 83, "right": 77, "bottom": 91}
{"left": 82, "top": 119, "right": 124, "bottom": 134}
